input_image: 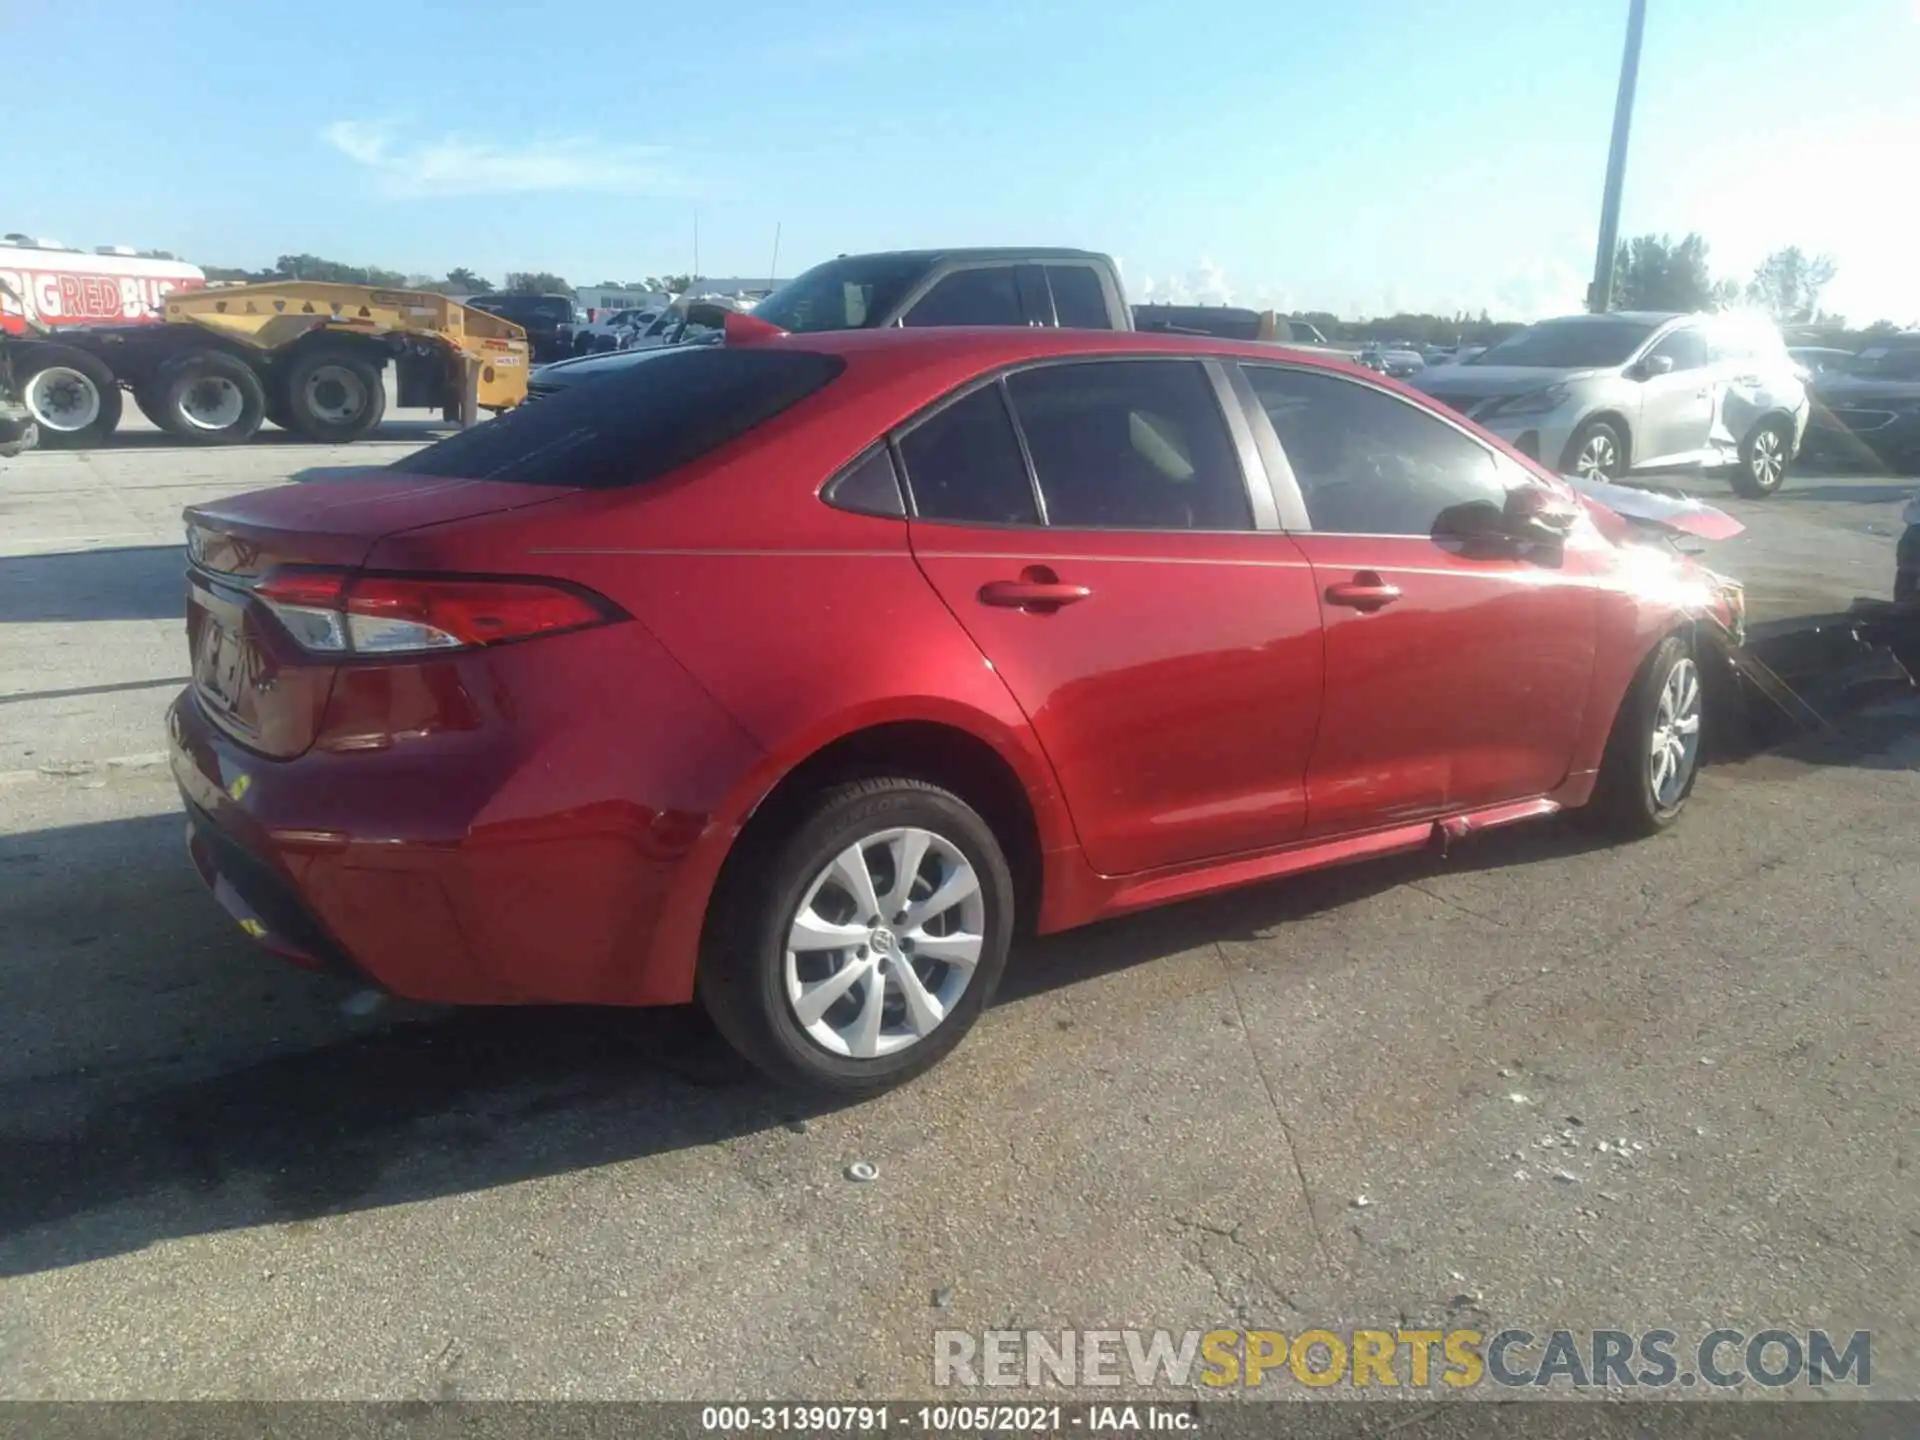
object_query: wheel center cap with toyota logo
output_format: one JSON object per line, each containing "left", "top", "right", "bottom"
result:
{"left": 870, "top": 927, "right": 896, "bottom": 955}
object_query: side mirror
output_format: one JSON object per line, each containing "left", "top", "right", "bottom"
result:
{"left": 1431, "top": 499, "right": 1518, "bottom": 555}
{"left": 1503, "top": 484, "right": 1581, "bottom": 542}
{"left": 1634, "top": 354, "right": 1676, "bottom": 380}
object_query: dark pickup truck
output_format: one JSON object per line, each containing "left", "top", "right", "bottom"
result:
{"left": 525, "top": 247, "right": 1134, "bottom": 397}
{"left": 465, "top": 293, "right": 579, "bottom": 364}
{"left": 750, "top": 247, "right": 1131, "bottom": 332}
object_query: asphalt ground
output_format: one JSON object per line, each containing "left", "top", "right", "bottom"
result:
{"left": 0, "top": 421, "right": 1915, "bottom": 1402}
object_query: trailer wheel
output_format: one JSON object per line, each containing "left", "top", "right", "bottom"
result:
{"left": 282, "top": 346, "right": 386, "bottom": 442}
{"left": 17, "top": 344, "right": 122, "bottom": 448}
{"left": 153, "top": 351, "right": 266, "bottom": 445}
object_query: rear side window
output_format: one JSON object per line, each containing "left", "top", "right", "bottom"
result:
{"left": 1006, "top": 361, "right": 1251, "bottom": 530}
{"left": 897, "top": 386, "right": 1041, "bottom": 525}
{"left": 390, "top": 348, "right": 846, "bottom": 488}
{"left": 1047, "top": 266, "right": 1111, "bottom": 329}
{"left": 903, "top": 268, "right": 1026, "bottom": 327}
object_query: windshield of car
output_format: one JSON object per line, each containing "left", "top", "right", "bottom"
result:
{"left": 1471, "top": 318, "right": 1658, "bottom": 367}
{"left": 753, "top": 255, "right": 930, "bottom": 333}
{"left": 1841, "top": 345, "right": 1920, "bottom": 379}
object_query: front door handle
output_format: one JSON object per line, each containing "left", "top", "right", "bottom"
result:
{"left": 979, "top": 566, "right": 1090, "bottom": 612}
{"left": 1325, "top": 571, "right": 1402, "bottom": 612}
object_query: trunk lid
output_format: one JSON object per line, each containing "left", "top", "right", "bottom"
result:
{"left": 183, "top": 472, "right": 573, "bottom": 756}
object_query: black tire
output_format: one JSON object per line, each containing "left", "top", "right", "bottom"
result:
{"left": 150, "top": 350, "right": 266, "bottom": 445}
{"left": 700, "top": 778, "right": 1017, "bottom": 1095}
{"left": 1562, "top": 417, "right": 1627, "bottom": 483}
{"left": 1581, "top": 633, "right": 1703, "bottom": 839}
{"left": 15, "top": 343, "right": 121, "bottom": 448}
{"left": 1730, "top": 416, "right": 1793, "bottom": 498}
{"left": 281, "top": 345, "right": 386, "bottom": 442}
{"left": 264, "top": 389, "right": 295, "bottom": 432}
{"left": 132, "top": 381, "right": 171, "bottom": 431}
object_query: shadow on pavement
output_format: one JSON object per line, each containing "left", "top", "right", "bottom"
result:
{"left": 2, "top": 683, "right": 1914, "bottom": 1279}
{"left": 0, "top": 801, "right": 1607, "bottom": 1279}
{"left": 0, "top": 544, "right": 185, "bottom": 623}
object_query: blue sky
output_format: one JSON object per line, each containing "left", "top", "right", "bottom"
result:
{"left": 10, "top": 0, "right": 1918, "bottom": 321}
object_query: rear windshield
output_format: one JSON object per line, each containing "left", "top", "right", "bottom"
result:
{"left": 391, "top": 348, "right": 847, "bottom": 488}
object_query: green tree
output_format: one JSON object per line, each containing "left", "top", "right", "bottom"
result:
{"left": 505, "top": 271, "right": 571, "bottom": 296}
{"left": 445, "top": 267, "right": 491, "bottom": 294}
{"left": 1745, "top": 247, "right": 1838, "bottom": 324}
{"left": 1610, "top": 233, "right": 1719, "bottom": 312}
{"left": 1862, "top": 319, "right": 1900, "bottom": 337}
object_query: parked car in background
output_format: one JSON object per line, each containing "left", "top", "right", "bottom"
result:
{"left": 170, "top": 326, "right": 1745, "bottom": 1093}
{"left": 1360, "top": 342, "right": 1425, "bottom": 378}
{"left": 1416, "top": 312, "right": 1809, "bottom": 496}
{"left": 466, "top": 293, "right": 578, "bottom": 364}
{"left": 1803, "top": 333, "right": 1920, "bottom": 477}
{"left": 1132, "top": 306, "right": 1354, "bottom": 357}
{"left": 1788, "top": 346, "right": 1855, "bottom": 380}
{"left": 574, "top": 308, "right": 660, "bottom": 355}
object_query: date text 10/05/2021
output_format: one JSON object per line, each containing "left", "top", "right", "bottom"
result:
{"left": 699, "top": 1406, "right": 1194, "bottom": 1432}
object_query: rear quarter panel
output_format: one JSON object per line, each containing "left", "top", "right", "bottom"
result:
{"left": 366, "top": 360, "right": 1082, "bottom": 993}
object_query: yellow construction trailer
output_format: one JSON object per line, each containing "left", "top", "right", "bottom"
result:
{"left": 5, "top": 280, "right": 531, "bottom": 448}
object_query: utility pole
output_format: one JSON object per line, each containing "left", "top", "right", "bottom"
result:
{"left": 1588, "top": 0, "right": 1647, "bottom": 314}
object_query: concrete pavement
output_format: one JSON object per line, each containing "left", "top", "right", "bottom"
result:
{"left": 1, "top": 436, "right": 1915, "bottom": 1401}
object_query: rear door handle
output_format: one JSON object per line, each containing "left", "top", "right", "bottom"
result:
{"left": 1325, "top": 571, "right": 1402, "bottom": 612}
{"left": 979, "top": 567, "right": 1091, "bottom": 611}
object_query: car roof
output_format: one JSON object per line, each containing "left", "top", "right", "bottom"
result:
{"left": 831, "top": 247, "right": 1109, "bottom": 264}
{"left": 1536, "top": 310, "right": 1683, "bottom": 324}
{"left": 735, "top": 324, "right": 1386, "bottom": 383}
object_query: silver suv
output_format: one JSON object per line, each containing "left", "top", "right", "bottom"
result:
{"left": 1414, "top": 311, "right": 1811, "bottom": 497}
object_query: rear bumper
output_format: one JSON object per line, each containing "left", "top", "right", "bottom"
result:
{"left": 167, "top": 662, "right": 747, "bottom": 1007}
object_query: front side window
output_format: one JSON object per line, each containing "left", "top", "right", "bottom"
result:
{"left": 903, "top": 268, "right": 1026, "bottom": 327}
{"left": 1243, "top": 365, "right": 1509, "bottom": 536}
{"left": 1005, "top": 361, "right": 1252, "bottom": 531}
{"left": 896, "top": 386, "right": 1041, "bottom": 526}
{"left": 1647, "top": 327, "right": 1710, "bottom": 372}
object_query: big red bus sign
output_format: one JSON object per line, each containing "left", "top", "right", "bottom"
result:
{"left": 0, "top": 245, "right": 206, "bottom": 335}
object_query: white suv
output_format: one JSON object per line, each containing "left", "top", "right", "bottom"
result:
{"left": 1415, "top": 311, "right": 1811, "bottom": 497}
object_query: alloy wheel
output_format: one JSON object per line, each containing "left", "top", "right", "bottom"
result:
{"left": 1576, "top": 431, "right": 1619, "bottom": 482}
{"left": 782, "top": 826, "right": 985, "bottom": 1060}
{"left": 1649, "top": 657, "right": 1702, "bottom": 809}
{"left": 1749, "top": 429, "right": 1785, "bottom": 491}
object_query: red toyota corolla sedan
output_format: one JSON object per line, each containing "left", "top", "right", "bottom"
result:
{"left": 170, "top": 324, "right": 1740, "bottom": 1093}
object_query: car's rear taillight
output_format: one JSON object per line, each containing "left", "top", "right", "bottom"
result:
{"left": 255, "top": 568, "right": 623, "bottom": 656}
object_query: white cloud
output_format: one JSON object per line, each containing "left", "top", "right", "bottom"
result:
{"left": 323, "top": 121, "right": 684, "bottom": 198}
{"left": 1134, "top": 258, "right": 1239, "bottom": 306}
